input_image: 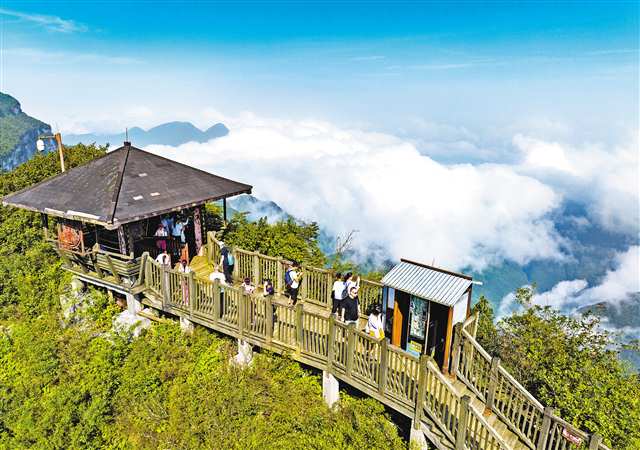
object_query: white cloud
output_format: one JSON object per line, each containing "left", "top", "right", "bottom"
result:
{"left": 144, "top": 115, "right": 564, "bottom": 271}
{"left": 514, "top": 133, "right": 640, "bottom": 235}
{"left": 0, "top": 8, "right": 87, "bottom": 33}
{"left": 4, "top": 48, "right": 141, "bottom": 65}
{"left": 530, "top": 246, "right": 640, "bottom": 310}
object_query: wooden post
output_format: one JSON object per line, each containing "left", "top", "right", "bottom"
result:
{"left": 485, "top": 356, "right": 500, "bottom": 414}
{"left": 455, "top": 395, "right": 471, "bottom": 450}
{"left": 265, "top": 294, "right": 273, "bottom": 346}
{"left": 301, "top": 266, "right": 308, "bottom": 300}
{"left": 450, "top": 323, "right": 462, "bottom": 379}
{"left": 327, "top": 316, "right": 336, "bottom": 372}
{"left": 296, "top": 303, "right": 304, "bottom": 354}
{"left": 277, "top": 259, "right": 284, "bottom": 294}
{"left": 105, "top": 254, "right": 121, "bottom": 283}
{"left": 232, "top": 248, "right": 239, "bottom": 280}
{"left": 414, "top": 354, "right": 428, "bottom": 428}
{"left": 346, "top": 323, "right": 356, "bottom": 377}
{"left": 212, "top": 279, "right": 220, "bottom": 326}
{"left": 253, "top": 253, "right": 260, "bottom": 286}
{"left": 238, "top": 293, "right": 247, "bottom": 338}
{"left": 136, "top": 252, "right": 148, "bottom": 286}
{"left": 536, "top": 407, "right": 554, "bottom": 450}
{"left": 378, "top": 338, "right": 388, "bottom": 395}
{"left": 588, "top": 434, "right": 603, "bottom": 450}
{"left": 326, "top": 272, "right": 333, "bottom": 308}
{"left": 442, "top": 306, "right": 454, "bottom": 373}
{"left": 161, "top": 266, "right": 170, "bottom": 310}
{"left": 188, "top": 271, "right": 196, "bottom": 317}
{"left": 92, "top": 252, "right": 104, "bottom": 279}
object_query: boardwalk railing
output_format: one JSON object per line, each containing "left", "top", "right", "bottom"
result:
{"left": 139, "top": 254, "right": 511, "bottom": 449}
{"left": 205, "top": 232, "right": 383, "bottom": 316}
{"left": 452, "top": 314, "right": 610, "bottom": 450}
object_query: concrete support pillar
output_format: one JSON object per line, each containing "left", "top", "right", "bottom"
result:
{"left": 179, "top": 316, "right": 195, "bottom": 334}
{"left": 125, "top": 293, "right": 143, "bottom": 315}
{"left": 322, "top": 370, "right": 339, "bottom": 408}
{"left": 410, "top": 420, "right": 429, "bottom": 450}
{"left": 231, "top": 339, "right": 253, "bottom": 366}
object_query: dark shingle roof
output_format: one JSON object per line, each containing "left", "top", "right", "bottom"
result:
{"left": 2, "top": 143, "right": 252, "bottom": 229}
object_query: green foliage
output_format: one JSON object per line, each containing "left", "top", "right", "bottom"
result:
{"left": 0, "top": 92, "right": 51, "bottom": 158}
{"left": 0, "top": 147, "right": 404, "bottom": 449}
{"left": 221, "top": 212, "right": 326, "bottom": 267}
{"left": 472, "top": 289, "right": 640, "bottom": 449}
{"left": 470, "top": 295, "right": 499, "bottom": 355}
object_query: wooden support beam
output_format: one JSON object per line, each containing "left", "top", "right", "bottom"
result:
{"left": 536, "top": 407, "right": 554, "bottom": 450}
{"left": 378, "top": 338, "right": 388, "bottom": 395}
{"left": 449, "top": 323, "right": 462, "bottom": 379}
{"left": 414, "top": 354, "right": 428, "bottom": 428}
{"left": 327, "top": 316, "right": 336, "bottom": 372}
{"left": 442, "top": 306, "right": 454, "bottom": 373}
{"left": 346, "top": 323, "right": 356, "bottom": 377}
{"left": 105, "top": 254, "right": 121, "bottom": 283}
{"left": 265, "top": 295, "right": 273, "bottom": 345}
{"left": 485, "top": 356, "right": 500, "bottom": 414}
{"left": 455, "top": 395, "right": 470, "bottom": 449}
{"left": 212, "top": 279, "right": 221, "bottom": 326}
{"left": 188, "top": 271, "right": 196, "bottom": 317}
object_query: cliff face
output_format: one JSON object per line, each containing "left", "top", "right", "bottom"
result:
{"left": 0, "top": 92, "right": 52, "bottom": 171}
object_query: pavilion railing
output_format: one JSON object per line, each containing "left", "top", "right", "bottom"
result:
{"left": 205, "top": 232, "right": 382, "bottom": 317}
{"left": 139, "top": 254, "right": 519, "bottom": 449}
{"left": 452, "top": 314, "right": 611, "bottom": 450}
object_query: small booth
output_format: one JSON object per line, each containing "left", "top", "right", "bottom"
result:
{"left": 381, "top": 259, "right": 472, "bottom": 370}
{"left": 2, "top": 142, "right": 251, "bottom": 287}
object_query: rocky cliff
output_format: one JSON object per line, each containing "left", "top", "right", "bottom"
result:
{"left": 0, "top": 92, "right": 52, "bottom": 171}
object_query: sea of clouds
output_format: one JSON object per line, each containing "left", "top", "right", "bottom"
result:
{"left": 142, "top": 114, "right": 638, "bottom": 313}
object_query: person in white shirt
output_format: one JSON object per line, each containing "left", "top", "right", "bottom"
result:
{"left": 209, "top": 265, "right": 226, "bottom": 285}
{"left": 155, "top": 250, "right": 171, "bottom": 267}
{"left": 178, "top": 259, "right": 192, "bottom": 305}
{"left": 287, "top": 263, "right": 303, "bottom": 305}
{"left": 331, "top": 272, "right": 344, "bottom": 317}
{"left": 365, "top": 304, "right": 385, "bottom": 340}
{"left": 241, "top": 277, "right": 256, "bottom": 295}
{"left": 154, "top": 223, "right": 168, "bottom": 253}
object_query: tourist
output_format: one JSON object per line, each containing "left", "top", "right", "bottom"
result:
{"left": 365, "top": 304, "right": 384, "bottom": 340}
{"left": 241, "top": 277, "right": 255, "bottom": 295}
{"left": 331, "top": 272, "right": 344, "bottom": 317}
{"left": 344, "top": 272, "right": 360, "bottom": 296}
{"left": 341, "top": 286, "right": 360, "bottom": 326}
{"left": 209, "top": 264, "right": 226, "bottom": 285}
{"left": 178, "top": 259, "right": 192, "bottom": 306}
{"left": 155, "top": 249, "right": 171, "bottom": 267}
{"left": 154, "top": 223, "right": 168, "bottom": 252}
{"left": 172, "top": 216, "right": 189, "bottom": 244}
{"left": 161, "top": 214, "right": 174, "bottom": 235}
{"left": 263, "top": 278, "right": 275, "bottom": 297}
{"left": 219, "top": 243, "right": 235, "bottom": 284}
{"left": 288, "top": 263, "right": 303, "bottom": 306}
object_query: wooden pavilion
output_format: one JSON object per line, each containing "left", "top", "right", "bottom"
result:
{"left": 2, "top": 142, "right": 251, "bottom": 289}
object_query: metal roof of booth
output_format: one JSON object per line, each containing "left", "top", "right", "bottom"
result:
{"left": 381, "top": 259, "right": 472, "bottom": 306}
{"left": 2, "top": 143, "right": 252, "bottom": 229}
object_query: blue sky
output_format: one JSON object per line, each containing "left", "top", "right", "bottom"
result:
{"left": 0, "top": 1, "right": 637, "bottom": 138}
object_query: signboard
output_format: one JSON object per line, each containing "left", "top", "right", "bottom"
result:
{"left": 408, "top": 340, "right": 422, "bottom": 356}
{"left": 409, "top": 296, "right": 428, "bottom": 338}
{"left": 562, "top": 427, "right": 583, "bottom": 445}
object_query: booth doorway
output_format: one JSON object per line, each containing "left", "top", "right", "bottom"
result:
{"left": 391, "top": 290, "right": 410, "bottom": 348}
{"left": 425, "top": 302, "right": 449, "bottom": 367}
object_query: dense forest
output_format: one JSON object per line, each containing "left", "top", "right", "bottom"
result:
{"left": 1, "top": 145, "right": 638, "bottom": 449}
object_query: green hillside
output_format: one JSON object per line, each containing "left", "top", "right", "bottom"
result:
{"left": 0, "top": 92, "right": 51, "bottom": 160}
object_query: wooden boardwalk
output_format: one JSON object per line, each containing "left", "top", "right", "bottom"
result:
{"left": 55, "top": 233, "right": 609, "bottom": 450}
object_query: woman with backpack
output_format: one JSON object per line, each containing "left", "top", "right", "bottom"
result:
{"left": 219, "top": 243, "right": 235, "bottom": 284}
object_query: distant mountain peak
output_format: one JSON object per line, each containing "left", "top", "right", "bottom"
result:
{"left": 65, "top": 120, "right": 229, "bottom": 147}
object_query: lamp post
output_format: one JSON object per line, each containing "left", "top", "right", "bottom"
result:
{"left": 36, "top": 132, "right": 66, "bottom": 172}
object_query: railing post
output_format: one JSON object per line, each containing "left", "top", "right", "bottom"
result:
{"left": 455, "top": 395, "right": 471, "bottom": 450}
{"left": 326, "top": 272, "right": 333, "bottom": 308}
{"left": 345, "top": 323, "right": 356, "bottom": 377}
{"left": 378, "top": 338, "right": 388, "bottom": 396}
{"left": 252, "top": 253, "right": 260, "bottom": 286}
{"left": 105, "top": 254, "right": 121, "bottom": 283}
{"left": 588, "top": 434, "right": 602, "bottom": 450}
{"left": 161, "top": 267, "right": 170, "bottom": 310}
{"left": 296, "top": 303, "right": 304, "bottom": 355}
{"left": 301, "top": 266, "right": 309, "bottom": 300}
{"left": 414, "top": 354, "right": 428, "bottom": 428}
{"left": 136, "top": 252, "right": 148, "bottom": 286}
{"left": 212, "top": 279, "right": 220, "bottom": 327}
{"left": 485, "top": 356, "right": 500, "bottom": 414}
{"left": 232, "top": 248, "right": 239, "bottom": 279}
{"left": 188, "top": 271, "right": 196, "bottom": 317}
{"left": 276, "top": 259, "right": 284, "bottom": 294}
{"left": 327, "top": 315, "right": 336, "bottom": 372}
{"left": 264, "top": 294, "right": 273, "bottom": 346}
{"left": 238, "top": 293, "right": 247, "bottom": 338}
{"left": 536, "top": 407, "right": 554, "bottom": 450}
{"left": 450, "top": 323, "right": 462, "bottom": 379}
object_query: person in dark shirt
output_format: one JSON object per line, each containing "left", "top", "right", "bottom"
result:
{"left": 341, "top": 286, "right": 360, "bottom": 325}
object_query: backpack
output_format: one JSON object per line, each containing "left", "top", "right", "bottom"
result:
{"left": 341, "top": 282, "right": 349, "bottom": 300}
{"left": 226, "top": 252, "right": 235, "bottom": 266}
{"left": 284, "top": 269, "right": 293, "bottom": 287}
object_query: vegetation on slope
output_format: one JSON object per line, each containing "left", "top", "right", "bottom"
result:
{"left": 0, "top": 92, "right": 50, "bottom": 158}
{"left": 473, "top": 293, "right": 640, "bottom": 449}
{"left": 0, "top": 146, "right": 405, "bottom": 449}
